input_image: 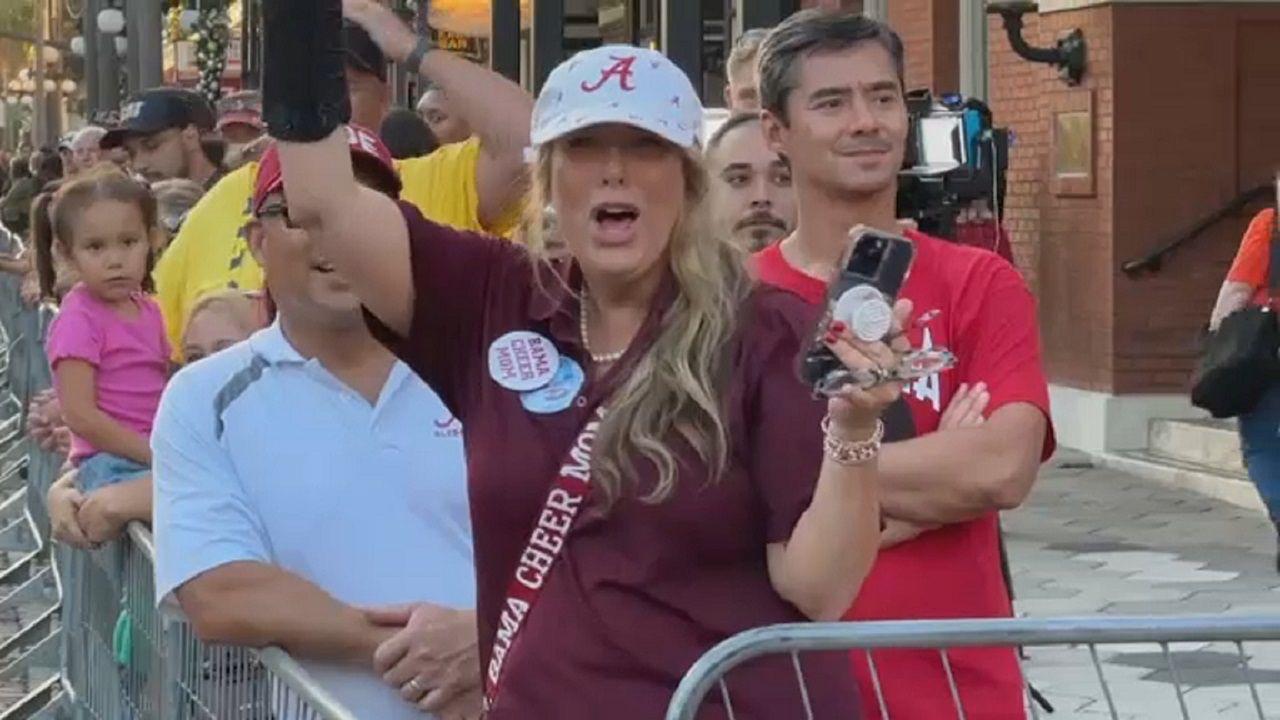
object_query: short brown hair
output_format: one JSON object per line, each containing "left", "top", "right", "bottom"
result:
{"left": 758, "top": 10, "right": 904, "bottom": 124}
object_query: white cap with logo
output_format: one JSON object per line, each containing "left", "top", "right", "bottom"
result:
{"left": 530, "top": 44, "right": 704, "bottom": 151}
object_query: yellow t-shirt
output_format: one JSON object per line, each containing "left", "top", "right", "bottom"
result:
{"left": 154, "top": 137, "right": 498, "bottom": 361}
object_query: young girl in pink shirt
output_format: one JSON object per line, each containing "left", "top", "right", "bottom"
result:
{"left": 40, "top": 170, "right": 169, "bottom": 492}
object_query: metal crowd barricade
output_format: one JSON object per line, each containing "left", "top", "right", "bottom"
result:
{"left": 58, "top": 522, "right": 359, "bottom": 720}
{"left": 665, "top": 615, "right": 1280, "bottom": 720}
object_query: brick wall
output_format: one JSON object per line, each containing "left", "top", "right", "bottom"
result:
{"left": 1109, "top": 4, "right": 1280, "bottom": 393}
{"left": 1038, "top": 6, "right": 1115, "bottom": 391}
{"left": 986, "top": 3, "right": 1280, "bottom": 394}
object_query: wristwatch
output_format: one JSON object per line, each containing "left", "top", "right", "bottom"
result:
{"left": 402, "top": 35, "right": 435, "bottom": 73}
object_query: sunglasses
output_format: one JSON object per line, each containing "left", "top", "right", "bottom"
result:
{"left": 256, "top": 201, "right": 301, "bottom": 229}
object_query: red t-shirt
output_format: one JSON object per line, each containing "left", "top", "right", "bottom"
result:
{"left": 755, "top": 232, "right": 1055, "bottom": 720}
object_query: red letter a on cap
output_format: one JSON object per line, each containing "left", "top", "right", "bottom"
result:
{"left": 581, "top": 55, "right": 638, "bottom": 93}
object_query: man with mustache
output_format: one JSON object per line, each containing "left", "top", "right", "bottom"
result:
{"left": 706, "top": 112, "right": 796, "bottom": 251}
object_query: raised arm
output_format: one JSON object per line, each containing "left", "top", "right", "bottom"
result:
{"left": 264, "top": 0, "right": 412, "bottom": 334}
{"left": 343, "top": 0, "right": 533, "bottom": 229}
{"left": 266, "top": 0, "right": 531, "bottom": 409}
{"left": 275, "top": 131, "right": 412, "bottom": 334}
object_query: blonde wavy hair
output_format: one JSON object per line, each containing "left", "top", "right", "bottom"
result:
{"left": 520, "top": 144, "right": 753, "bottom": 506}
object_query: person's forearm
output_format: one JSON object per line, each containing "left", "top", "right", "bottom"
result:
{"left": 1209, "top": 281, "right": 1254, "bottom": 330}
{"left": 179, "top": 562, "right": 391, "bottom": 666}
{"left": 276, "top": 129, "right": 357, "bottom": 232}
{"left": 111, "top": 475, "right": 153, "bottom": 524}
{"left": 878, "top": 427, "right": 1026, "bottom": 525}
{"left": 414, "top": 50, "right": 532, "bottom": 161}
{"left": 63, "top": 407, "right": 152, "bottom": 465}
{"left": 0, "top": 254, "right": 28, "bottom": 274}
{"left": 772, "top": 454, "right": 881, "bottom": 621}
{"left": 345, "top": 1, "right": 532, "bottom": 160}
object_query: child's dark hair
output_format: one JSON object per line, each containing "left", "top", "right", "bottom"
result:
{"left": 40, "top": 167, "right": 159, "bottom": 299}
{"left": 30, "top": 181, "right": 64, "bottom": 301}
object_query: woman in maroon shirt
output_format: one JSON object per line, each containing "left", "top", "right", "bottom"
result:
{"left": 265, "top": 4, "right": 903, "bottom": 717}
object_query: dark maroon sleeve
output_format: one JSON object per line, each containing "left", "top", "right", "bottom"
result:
{"left": 743, "top": 292, "right": 830, "bottom": 543}
{"left": 365, "top": 201, "right": 530, "bottom": 416}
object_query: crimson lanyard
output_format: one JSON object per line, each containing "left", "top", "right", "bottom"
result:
{"left": 484, "top": 405, "right": 606, "bottom": 708}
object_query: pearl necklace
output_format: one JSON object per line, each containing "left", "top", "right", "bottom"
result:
{"left": 579, "top": 291, "right": 626, "bottom": 365}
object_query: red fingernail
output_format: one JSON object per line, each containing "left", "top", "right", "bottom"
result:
{"left": 831, "top": 321, "right": 846, "bottom": 333}
{"left": 824, "top": 332, "right": 837, "bottom": 344}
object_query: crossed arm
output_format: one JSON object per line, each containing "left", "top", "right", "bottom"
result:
{"left": 878, "top": 402, "right": 1047, "bottom": 526}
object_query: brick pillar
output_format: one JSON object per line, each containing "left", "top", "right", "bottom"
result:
{"left": 988, "top": 7, "right": 1115, "bottom": 391}
{"left": 887, "top": 0, "right": 958, "bottom": 93}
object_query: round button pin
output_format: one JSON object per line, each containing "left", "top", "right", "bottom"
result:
{"left": 521, "top": 357, "right": 585, "bottom": 415}
{"left": 833, "top": 285, "right": 893, "bottom": 342}
{"left": 488, "top": 331, "right": 561, "bottom": 392}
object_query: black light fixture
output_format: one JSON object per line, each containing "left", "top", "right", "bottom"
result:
{"left": 986, "top": 1, "right": 1086, "bottom": 86}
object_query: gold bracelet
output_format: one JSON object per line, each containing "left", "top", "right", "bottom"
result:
{"left": 821, "top": 416, "right": 884, "bottom": 466}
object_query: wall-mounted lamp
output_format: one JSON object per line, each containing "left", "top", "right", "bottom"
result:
{"left": 986, "top": 1, "right": 1086, "bottom": 86}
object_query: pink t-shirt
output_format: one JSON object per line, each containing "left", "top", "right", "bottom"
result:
{"left": 46, "top": 284, "right": 171, "bottom": 463}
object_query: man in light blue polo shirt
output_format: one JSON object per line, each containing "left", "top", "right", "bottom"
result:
{"left": 152, "top": 132, "right": 481, "bottom": 719}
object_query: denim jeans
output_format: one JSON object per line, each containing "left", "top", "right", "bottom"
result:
{"left": 76, "top": 453, "right": 149, "bottom": 493}
{"left": 1240, "top": 382, "right": 1280, "bottom": 525}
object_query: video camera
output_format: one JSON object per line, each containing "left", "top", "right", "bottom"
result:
{"left": 896, "top": 90, "right": 1010, "bottom": 241}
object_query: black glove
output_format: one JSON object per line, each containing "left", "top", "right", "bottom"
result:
{"left": 262, "top": 0, "right": 351, "bottom": 142}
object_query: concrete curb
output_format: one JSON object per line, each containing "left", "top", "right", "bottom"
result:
{"left": 1088, "top": 450, "right": 1265, "bottom": 514}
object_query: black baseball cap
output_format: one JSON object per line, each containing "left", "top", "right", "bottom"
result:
{"left": 101, "top": 87, "right": 216, "bottom": 150}
{"left": 344, "top": 21, "right": 387, "bottom": 82}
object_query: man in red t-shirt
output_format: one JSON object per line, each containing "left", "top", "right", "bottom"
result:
{"left": 754, "top": 11, "right": 1056, "bottom": 719}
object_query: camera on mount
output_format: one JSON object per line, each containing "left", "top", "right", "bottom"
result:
{"left": 896, "top": 89, "right": 1011, "bottom": 241}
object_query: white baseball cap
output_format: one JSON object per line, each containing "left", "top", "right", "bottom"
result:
{"left": 530, "top": 44, "right": 704, "bottom": 151}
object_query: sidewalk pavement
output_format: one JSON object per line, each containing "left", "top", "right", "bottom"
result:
{"left": 1008, "top": 449, "right": 1280, "bottom": 719}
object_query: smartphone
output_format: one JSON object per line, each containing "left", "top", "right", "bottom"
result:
{"left": 801, "top": 229, "right": 916, "bottom": 391}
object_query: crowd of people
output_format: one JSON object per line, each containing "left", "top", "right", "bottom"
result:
{"left": 0, "top": 1, "right": 1070, "bottom": 718}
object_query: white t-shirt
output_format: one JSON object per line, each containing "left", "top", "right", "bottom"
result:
{"left": 152, "top": 321, "right": 473, "bottom": 720}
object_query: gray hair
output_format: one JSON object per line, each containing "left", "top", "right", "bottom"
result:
{"left": 71, "top": 125, "right": 107, "bottom": 151}
{"left": 757, "top": 10, "right": 905, "bottom": 125}
{"left": 727, "top": 28, "right": 770, "bottom": 77}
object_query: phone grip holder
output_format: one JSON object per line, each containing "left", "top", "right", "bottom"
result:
{"left": 801, "top": 279, "right": 892, "bottom": 389}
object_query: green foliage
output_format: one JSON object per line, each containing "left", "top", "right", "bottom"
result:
{"left": 0, "top": 0, "right": 35, "bottom": 38}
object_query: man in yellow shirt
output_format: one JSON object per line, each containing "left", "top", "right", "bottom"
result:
{"left": 155, "top": 14, "right": 531, "bottom": 358}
